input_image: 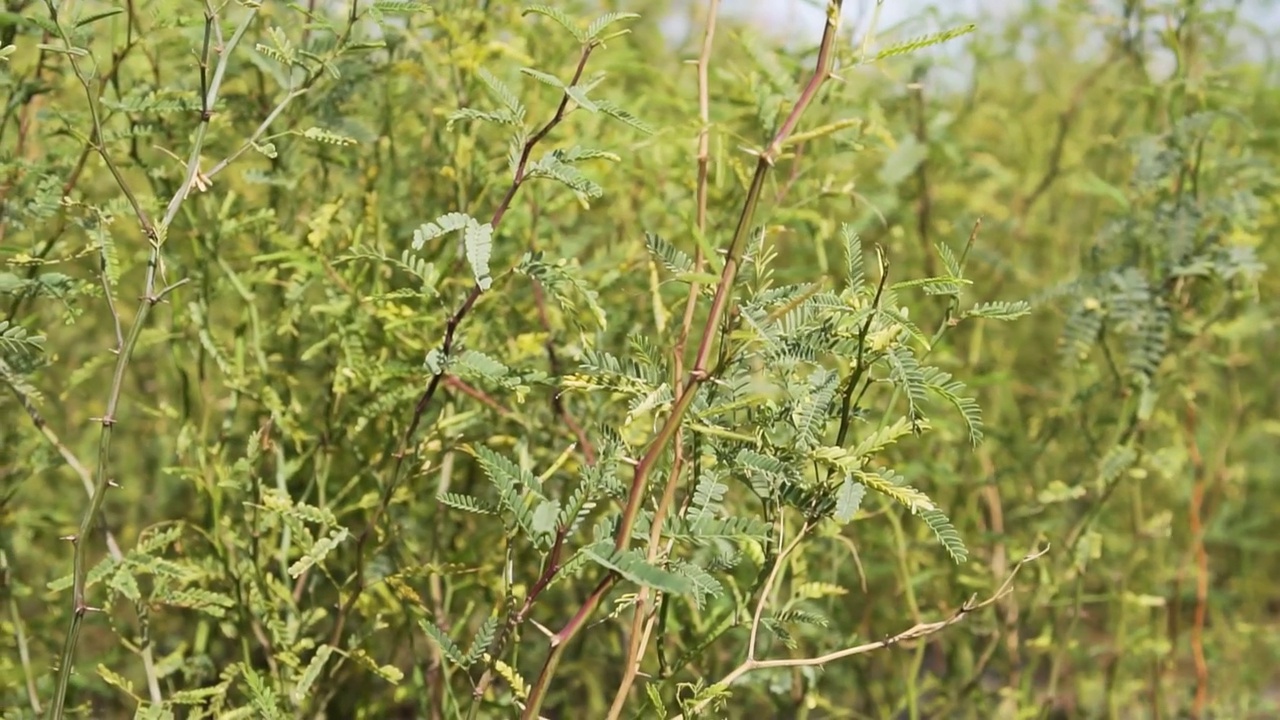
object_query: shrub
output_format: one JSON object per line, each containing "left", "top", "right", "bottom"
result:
{"left": 1, "top": 1, "right": 1274, "bottom": 719}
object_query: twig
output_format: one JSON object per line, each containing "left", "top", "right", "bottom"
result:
{"left": 520, "top": 4, "right": 850, "bottom": 717}
{"left": 444, "top": 376, "right": 513, "bottom": 417}
{"left": 747, "top": 521, "right": 812, "bottom": 660}
{"left": 668, "top": 545, "right": 1050, "bottom": 720}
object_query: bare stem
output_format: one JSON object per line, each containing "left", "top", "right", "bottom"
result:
{"left": 44, "top": 3, "right": 260, "bottom": 717}
{"left": 521, "top": 4, "right": 849, "bottom": 717}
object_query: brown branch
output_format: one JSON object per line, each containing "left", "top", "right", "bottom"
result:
{"left": 328, "top": 38, "right": 600, "bottom": 652}
{"left": 1181, "top": 392, "right": 1209, "bottom": 716}
{"left": 605, "top": 2, "right": 723, "bottom": 714}
{"left": 520, "top": 4, "right": 849, "bottom": 716}
{"left": 443, "top": 376, "right": 512, "bottom": 417}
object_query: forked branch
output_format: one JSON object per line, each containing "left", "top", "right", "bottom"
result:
{"left": 669, "top": 545, "right": 1050, "bottom": 720}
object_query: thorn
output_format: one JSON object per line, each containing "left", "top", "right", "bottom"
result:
{"left": 61, "top": 534, "right": 78, "bottom": 541}
{"left": 528, "top": 618, "right": 554, "bottom": 638}
{"left": 107, "top": 479, "right": 120, "bottom": 488}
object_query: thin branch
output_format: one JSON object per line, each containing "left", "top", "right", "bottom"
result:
{"left": 668, "top": 546, "right": 1051, "bottom": 720}
{"left": 44, "top": 3, "right": 261, "bottom": 716}
{"left": 747, "top": 521, "right": 811, "bottom": 661}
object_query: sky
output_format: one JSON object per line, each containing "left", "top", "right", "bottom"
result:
{"left": 731, "top": 0, "right": 1280, "bottom": 35}
{"left": 707, "top": 0, "right": 1279, "bottom": 59}
{"left": 728, "top": 0, "right": 999, "bottom": 40}
{"left": 643, "top": 0, "right": 1278, "bottom": 96}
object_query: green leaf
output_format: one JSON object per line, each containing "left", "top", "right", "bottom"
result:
{"left": 410, "top": 212, "right": 494, "bottom": 290}
{"left": 834, "top": 477, "right": 866, "bottom": 522}
{"left": 420, "top": 618, "right": 467, "bottom": 666}
{"left": 74, "top": 7, "right": 125, "bottom": 27}
{"left": 885, "top": 346, "right": 929, "bottom": 425}
{"left": 372, "top": 1, "right": 432, "bottom": 16}
{"left": 438, "top": 492, "right": 497, "bottom": 515}
{"left": 464, "top": 219, "right": 494, "bottom": 290}
{"left": 841, "top": 224, "right": 866, "bottom": 292}
{"left": 290, "top": 646, "right": 334, "bottom": 705}
{"left": 288, "top": 527, "right": 348, "bottom": 577}
{"left": 464, "top": 615, "right": 501, "bottom": 667}
{"left": 477, "top": 67, "right": 524, "bottom": 115}
{"left": 109, "top": 565, "right": 141, "bottom": 602}
{"left": 243, "top": 665, "right": 286, "bottom": 719}
{"left": 585, "top": 11, "right": 639, "bottom": 41}
{"left": 411, "top": 211, "right": 473, "bottom": 249}
{"left": 132, "top": 702, "right": 174, "bottom": 720}
{"left": 871, "top": 24, "right": 977, "bottom": 62}
{"left": 522, "top": 4, "right": 588, "bottom": 42}
{"left": 531, "top": 500, "right": 561, "bottom": 536}
{"left": 519, "top": 66, "right": 565, "bottom": 89}
{"left": 849, "top": 415, "right": 921, "bottom": 453}
{"left": 565, "top": 84, "right": 598, "bottom": 112}
{"left": 583, "top": 542, "right": 693, "bottom": 595}
{"left": 97, "top": 663, "right": 137, "bottom": 699}
{"left": 301, "top": 126, "right": 358, "bottom": 146}
{"left": 964, "top": 300, "right": 1033, "bottom": 322}
{"left": 595, "top": 99, "right": 655, "bottom": 135}
{"left": 922, "top": 508, "right": 968, "bottom": 563}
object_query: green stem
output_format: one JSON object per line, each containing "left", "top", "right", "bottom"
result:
{"left": 44, "top": 3, "right": 260, "bottom": 716}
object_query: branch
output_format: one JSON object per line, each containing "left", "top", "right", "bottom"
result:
{"left": 668, "top": 545, "right": 1051, "bottom": 720}
{"left": 520, "top": 4, "right": 850, "bottom": 717}
{"left": 44, "top": 4, "right": 262, "bottom": 716}
{"left": 606, "top": 2, "right": 723, "bottom": 714}
{"left": 328, "top": 38, "right": 601, "bottom": 651}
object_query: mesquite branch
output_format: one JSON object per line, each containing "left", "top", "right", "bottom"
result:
{"left": 668, "top": 546, "right": 1050, "bottom": 720}
{"left": 520, "top": 3, "right": 850, "bottom": 717}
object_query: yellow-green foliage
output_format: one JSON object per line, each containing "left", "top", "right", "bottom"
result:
{"left": 1, "top": 1, "right": 1276, "bottom": 719}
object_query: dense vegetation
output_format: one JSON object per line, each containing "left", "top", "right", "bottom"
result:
{"left": 1, "top": 0, "right": 1276, "bottom": 718}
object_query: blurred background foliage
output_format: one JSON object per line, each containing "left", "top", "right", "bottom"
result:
{"left": 0, "top": 0, "right": 1276, "bottom": 718}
